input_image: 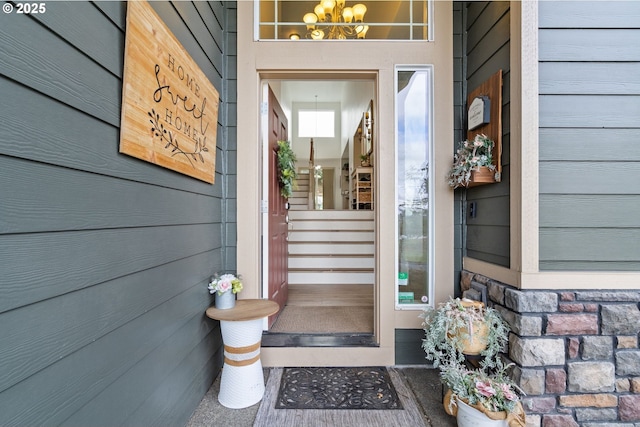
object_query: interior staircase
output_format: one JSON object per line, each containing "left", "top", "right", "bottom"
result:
{"left": 289, "top": 170, "right": 311, "bottom": 210}
{"left": 263, "top": 173, "right": 376, "bottom": 345}
{"left": 287, "top": 209, "right": 375, "bottom": 287}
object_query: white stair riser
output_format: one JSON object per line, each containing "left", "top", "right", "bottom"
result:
{"left": 289, "top": 210, "right": 374, "bottom": 221}
{"left": 288, "top": 271, "right": 374, "bottom": 285}
{"left": 289, "top": 257, "right": 374, "bottom": 269}
{"left": 289, "top": 205, "right": 309, "bottom": 211}
{"left": 288, "top": 197, "right": 308, "bottom": 205}
{"left": 289, "top": 231, "right": 374, "bottom": 242}
{"left": 290, "top": 221, "right": 373, "bottom": 231}
{"left": 288, "top": 243, "right": 374, "bottom": 255}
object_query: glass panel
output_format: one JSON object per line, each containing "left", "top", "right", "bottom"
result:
{"left": 396, "top": 66, "right": 432, "bottom": 308}
{"left": 258, "top": 0, "right": 431, "bottom": 41}
{"left": 259, "top": 25, "right": 276, "bottom": 39}
{"left": 260, "top": 0, "right": 276, "bottom": 21}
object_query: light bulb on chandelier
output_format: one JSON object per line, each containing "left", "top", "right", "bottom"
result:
{"left": 301, "top": 1, "right": 368, "bottom": 40}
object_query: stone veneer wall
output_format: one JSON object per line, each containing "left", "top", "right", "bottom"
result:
{"left": 461, "top": 270, "right": 640, "bottom": 427}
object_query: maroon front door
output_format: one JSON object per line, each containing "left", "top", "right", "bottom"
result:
{"left": 267, "top": 86, "right": 288, "bottom": 327}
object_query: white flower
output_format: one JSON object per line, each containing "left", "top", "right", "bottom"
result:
{"left": 208, "top": 273, "right": 243, "bottom": 296}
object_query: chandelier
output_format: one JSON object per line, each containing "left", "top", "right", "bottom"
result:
{"left": 300, "top": 0, "right": 369, "bottom": 40}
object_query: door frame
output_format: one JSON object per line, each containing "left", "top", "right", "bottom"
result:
{"left": 259, "top": 72, "right": 380, "bottom": 340}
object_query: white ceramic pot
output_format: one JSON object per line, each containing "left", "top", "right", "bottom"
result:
{"left": 456, "top": 399, "right": 508, "bottom": 427}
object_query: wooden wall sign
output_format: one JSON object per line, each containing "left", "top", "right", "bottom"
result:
{"left": 467, "top": 70, "right": 503, "bottom": 186}
{"left": 119, "top": 1, "right": 219, "bottom": 184}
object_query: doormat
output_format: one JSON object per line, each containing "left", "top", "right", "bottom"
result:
{"left": 275, "top": 367, "right": 403, "bottom": 410}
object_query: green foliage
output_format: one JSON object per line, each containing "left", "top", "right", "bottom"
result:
{"left": 277, "top": 140, "right": 297, "bottom": 199}
{"left": 421, "top": 297, "right": 509, "bottom": 371}
{"left": 446, "top": 134, "right": 499, "bottom": 188}
{"left": 422, "top": 297, "right": 524, "bottom": 417}
{"left": 441, "top": 363, "right": 523, "bottom": 414}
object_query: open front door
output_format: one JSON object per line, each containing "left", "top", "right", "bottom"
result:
{"left": 267, "top": 86, "right": 288, "bottom": 327}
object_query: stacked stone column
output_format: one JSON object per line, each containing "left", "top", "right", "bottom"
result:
{"left": 461, "top": 271, "right": 640, "bottom": 427}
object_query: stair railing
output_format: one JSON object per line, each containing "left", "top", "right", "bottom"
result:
{"left": 308, "top": 138, "right": 315, "bottom": 209}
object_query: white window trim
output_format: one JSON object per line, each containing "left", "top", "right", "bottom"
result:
{"left": 394, "top": 64, "right": 435, "bottom": 310}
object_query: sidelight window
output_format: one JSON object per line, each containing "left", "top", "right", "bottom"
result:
{"left": 395, "top": 65, "right": 433, "bottom": 308}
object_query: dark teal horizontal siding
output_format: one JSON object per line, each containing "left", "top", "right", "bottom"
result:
{"left": 0, "top": 1, "right": 235, "bottom": 425}
{"left": 462, "top": 1, "right": 511, "bottom": 269}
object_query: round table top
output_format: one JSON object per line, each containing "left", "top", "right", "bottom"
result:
{"left": 205, "top": 299, "right": 280, "bottom": 321}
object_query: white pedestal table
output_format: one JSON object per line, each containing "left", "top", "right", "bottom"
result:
{"left": 205, "top": 299, "right": 279, "bottom": 409}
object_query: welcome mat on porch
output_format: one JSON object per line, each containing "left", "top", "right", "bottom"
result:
{"left": 275, "top": 367, "right": 403, "bottom": 410}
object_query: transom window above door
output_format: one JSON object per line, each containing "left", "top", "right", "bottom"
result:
{"left": 257, "top": 0, "right": 432, "bottom": 41}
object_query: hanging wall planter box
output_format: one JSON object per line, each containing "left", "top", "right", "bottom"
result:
{"left": 467, "top": 166, "right": 497, "bottom": 188}
{"left": 448, "top": 70, "right": 503, "bottom": 190}
{"left": 467, "top": 70, "right": 502, "bottom": 187}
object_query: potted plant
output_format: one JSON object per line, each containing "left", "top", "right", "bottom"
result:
{"left": 208, "top": 273, "right": 243, "bottom": 309}
{"left": 422, "top": 298, "right": 525, "bottom": 427}
{"left": 441, "top": 363, "right": 526, "bottom": 427}
{"left": 447, "top": 134, "right": 500, "bottom": 188}
{"left": 276, "top": 140, "right": 297, "bottom": 199}
{"left": 421, "top": 298, "right": 509, "bottom": 369}
{"left": 360, "top": 153, "right": 370, "bottom": 167}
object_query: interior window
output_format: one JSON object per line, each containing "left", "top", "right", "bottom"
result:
{"left": 257, "top": 0, "right": 432, "bottom": 41}
{"left": 298, "top": 110, "right": 335, "bottom": 138}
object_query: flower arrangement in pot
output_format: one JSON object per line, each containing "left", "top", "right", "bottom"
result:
{"left": 422, "top": 297, "right": 525, "bottom": 427}
{"left": 441, "top": 362, "right": 525, "bottom": 427}
{"left": 421, "top": 297, "right": 509, "bottom": 369}
{"left": 447, "top": 134, "right": 500, "bottom": 188}
{"left": 208, "top": 273, "right": 243, "bottom": 309}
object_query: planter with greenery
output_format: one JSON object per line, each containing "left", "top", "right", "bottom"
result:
{"left": 421, "top": 298, "right": 509, "bottom": 369}
{"left": 447, "top": 134, "right": 500, "bottom": 188}
{"left": 442, "top": 363, "right": 525, "bottom": 427}
{"left": 422, "top": 297, "right": 525, "bottom": 427}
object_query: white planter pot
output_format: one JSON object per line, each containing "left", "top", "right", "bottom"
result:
{"left": 456, "top": 399, "right": 508, "bottom": 427}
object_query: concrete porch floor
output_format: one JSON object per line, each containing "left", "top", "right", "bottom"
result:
{"left": 186, "top": 367, "right": 456, "bottom": 427}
